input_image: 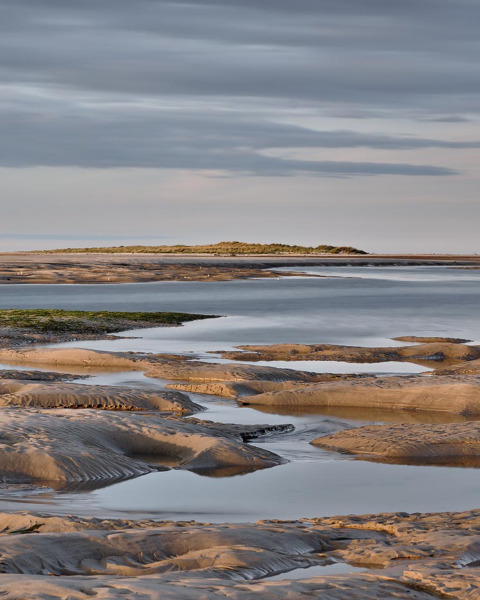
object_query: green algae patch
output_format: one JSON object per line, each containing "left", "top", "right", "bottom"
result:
{"left": 0, "top": 309, "right": 218, "bottom": 334}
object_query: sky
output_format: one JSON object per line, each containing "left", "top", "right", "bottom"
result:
{"left": 1, "top": 0, "right": 479, "bottom": 253}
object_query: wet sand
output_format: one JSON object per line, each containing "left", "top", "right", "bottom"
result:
{"left": 1, "top": 252, "right": 480, "bottom": 284}
{"left": 218, "top": 339, "right": 480, "bottom": 365}
{"left": 0, "top": 509, "right": 478, "bottom": 598}
{"left": 0, "top": 302, "right": 480, "bottom": 596}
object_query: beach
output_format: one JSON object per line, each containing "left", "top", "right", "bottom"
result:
{"left": 0, "top": 259, "right": 479, "bottom": 598}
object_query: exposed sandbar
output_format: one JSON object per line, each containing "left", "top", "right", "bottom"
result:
{"left": 0, "top": 409, "right": 284, "bottom": 487}
{"left": 0, "top": 369, "right": 84, "bottom": 382}
{"left": 4, "top": 346, "right": 480, "bottom": 417}
{"left": 0, "top": 347, "right": 324, "bottom": 383}
{"left": 219, "top": 340, "right": 480, "bottom": 366}
{"left": 0, "top": 381, "right": 200, "bottom": 413}
{"left": 436, "top": 358, "right": 480, "bottom": 375}
{"left": 238, "top": 374, "right": 480, "bottom": 415}
{"left": 312, "top": 421, "right": 480, "bottom": 465}
{"left": 1, "top": 252, "right": 480, "bottom": 284}
{"left": 0, "top": 254, "right": 304, "bottom": 284}
{"left": 167, "top": 375, "right": 367, "bottom": 398}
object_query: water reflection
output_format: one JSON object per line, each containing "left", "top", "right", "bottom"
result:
{"left": 2, "top": 459, "right": 480, "bottom": 522}
{"left": 249, "top": 404, "right": 476, "bottom": 425}
{"left": 262, "top": 561, "right": 366, "bottom": 580}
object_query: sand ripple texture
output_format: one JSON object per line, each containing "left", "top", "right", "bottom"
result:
{"left": 0, "top": 410, "right": 284, "bottom": 487}
{"left": 0, "top": 510, "right": 477, "bottom": 598}
{"left": 0, "top": 381, "right": 200, "bottom": 413}
{"left": 313, "top": 421, "right": 480, "bottom": 465}
{"left": 238, "top": 374, "right": 480, "bottom": 415}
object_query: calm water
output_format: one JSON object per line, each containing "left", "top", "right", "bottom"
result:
{"left": 0, "top": 265, "right": 479, "bottom": 520}
{"left": 0, "top": 266, "right": 479, "bottom": 354}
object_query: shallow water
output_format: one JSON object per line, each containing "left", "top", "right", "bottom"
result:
{"left": 198, "top": 357, "right": 431, "bottom": 375}
{"left": 260, "top": 562, "right": 366, "bottom": 580}
{"left": 2, "top": 454, "right": 480, "bottom": 522}
{"left": 1, "top": 266, "right": 480, "bottom": 353}
{"left": 0, "top": 265, "right": 480, "bottom": 520}
{"left": 275, "top": 265, "right": 480, "bottom": 283}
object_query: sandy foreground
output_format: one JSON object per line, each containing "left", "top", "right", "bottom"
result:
{"left": 0, "top": 509, "right": 478, "bottom": 598}
{"left": 0, "top": 329, "right": 480, "bottom": 596}
{"left": 1, "top": 252, "right": 480, "bottom": 283}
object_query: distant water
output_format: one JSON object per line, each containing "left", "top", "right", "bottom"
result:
{"left": 0, "top": 265, "right": 480, "bottom": 520}
{"left": 0, "top": 266, "right": 479, "bottom": 358}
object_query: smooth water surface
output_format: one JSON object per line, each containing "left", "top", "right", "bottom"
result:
{"left": 0, "top": 266, "right": 479, "bottom": 356}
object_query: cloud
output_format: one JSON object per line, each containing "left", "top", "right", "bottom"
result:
{"left": 0, "top": 0, "right": 479, "bottom": 112}
{"left": 0, "top": 101, "right": 462, "bottom": 175}
{"left": 0, "top": 0, "right": 477, "bottom": 175}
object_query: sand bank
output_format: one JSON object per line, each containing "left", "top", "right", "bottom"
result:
{"left": 0, "top": 381, "right": 200, "bottom": 413}
{"left": 219, "top": 340, "right": 480, "bottom": 366}
{"left": 167, "top": 375, "right": 366, "bottom": 398}
{"left": 0, "top": 509, "right": 477, "bottom": 598}
{"left": 3, "top": 346, "right": 480, "bottom": 418}
{"left": 0, "top": 254, "right": 301, "bottom": 284}
{"left": 238, "top": 374, "right": 480, "bottom": 415}
{"left": 0, "top": 410, "right": 284, "bottom": 487}
{"left": 1, "top": 252, "right": 480, "bottom": 284}
{"left": 312, "top": 421, "right": 480, "bottom": 465}
{"left": 0, "top": 347, "right": 324, "bottom": 383}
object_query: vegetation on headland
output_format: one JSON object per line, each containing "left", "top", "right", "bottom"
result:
{"left": 44, "top": 241, "right": 367, "bottom": 255}
{"left": 0, "top": 309, "right": 217, "bottom": 334}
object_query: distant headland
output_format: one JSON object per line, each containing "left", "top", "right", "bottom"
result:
{"left": 42, "top": 241, "right": 367, "bottom": 255}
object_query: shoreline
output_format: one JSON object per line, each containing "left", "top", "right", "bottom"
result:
{"left": 0, "top": 252, "right": 479, "bottom": 284}
{"left": 4, "top": 250, "right": 480, "bottom": 261}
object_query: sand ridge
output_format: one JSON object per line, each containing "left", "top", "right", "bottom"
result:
{"left": 167, "top": 376, "right": 367, "bottom": 398}
{"left": 0, "top": 380, "right": 201, "bottom": 413}
{"left": 0, "top": 347, "right": 326, "bottom": 383}
{"left": 0, "top": 254, "right": 304, "bottom": 284}
{"left": 218, "top": 340, "right": 480, "bottom": 366}
{"left": 312, "top": 421, "right": 480, "bottom": 465}
{"left": 237, "top": 374, "right": 480, "bottom": 415}
{"left": 0, "top": 409, "right": 285, "bottom": 487}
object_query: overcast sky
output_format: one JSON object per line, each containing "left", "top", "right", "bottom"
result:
{"left": 1, "top": 0, "right": 479, "bottom": 252}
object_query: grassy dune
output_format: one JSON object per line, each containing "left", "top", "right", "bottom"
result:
{"left": 44, "top": 241, "right": 366, "bottom": 255}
